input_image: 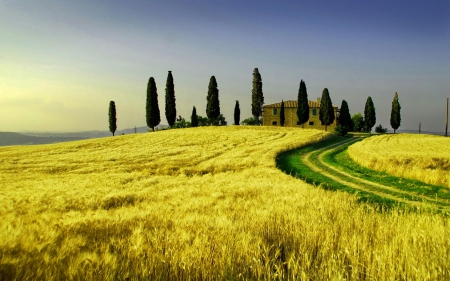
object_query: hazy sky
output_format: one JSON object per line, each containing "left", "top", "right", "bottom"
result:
{"left": 1, "top": 0, "right": 449, "bottom": 132}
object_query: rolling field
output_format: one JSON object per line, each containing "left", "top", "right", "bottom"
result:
{"left": 348, "top": 134, "right": 450, "bottom": 188}
{"left": 1, "top": 127, "right": 449, "bottom": 280}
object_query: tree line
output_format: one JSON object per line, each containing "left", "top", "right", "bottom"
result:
{"left": 108, "top": 68, "right": 265, "bottom": 135}
{"left": 108, "top": 68, "right": 401, "bottom": 135}
{"left": 336, "top": 93, "right": 401, "bottom": 135}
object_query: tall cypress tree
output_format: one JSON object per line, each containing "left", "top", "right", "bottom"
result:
{"left": 364, "top": 96, "right": 376, "bottom": 134}
{"left": 251, "top": 68, "right": 264, "bottom": 125}
{"left": 297, "top": 80, "right": 309, "bottom": 128}
{"left": 280, "top": 100, "right": 285, "bottom": 126}
{"left": 390, "top": 92, "right": 401, "bottom": 133}
{"left": 191, "top": 106, "right": 198, "bottom": 127}
{"left": 108, "top": 101, "right": 117, "bottom": 136}
{"left": 165, "top": 71, "right": 176, "bottom": 128}
{"left": 206, "top": 76, "right": 220, "bottom": 125}
{"left": 234, "top": 100, "right": 240, "bottom": 125}
{"left": 146, "top": 77, "right": 160, "bottom": 132}
{"left": 319, "top": 88, "right": 335, "bottom": 131}
{"left": 339, "top": 100, "right": 352, "bottom": 131}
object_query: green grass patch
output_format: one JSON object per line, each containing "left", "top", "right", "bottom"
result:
{"left": 276, "top": 136, "right": 401, "bottom": 208}
{"left": 277, "top": 134, "right": 450, "bottom": 213}
{"left": 324, "top": 143, "right": 450, "bottom": 203}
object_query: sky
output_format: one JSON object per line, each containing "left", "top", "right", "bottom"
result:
{"left": 1, "top": 0, "right": 449, "bottom": 133}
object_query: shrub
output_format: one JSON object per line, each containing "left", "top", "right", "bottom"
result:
{"left": 241, "top": 117, "right": 259, "bottom": 126}
{"left": 375, "top": 124, "right": 388, "bottom": 134}
{"left": 334, "top": 125, "right": 348, "bottom": 136}
{"left": 173, "top": 116, "right": 191, "bottom": 128}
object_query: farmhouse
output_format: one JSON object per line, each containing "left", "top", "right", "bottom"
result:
{"left": 262, "top": 98, "right": 339, "bottom": 130}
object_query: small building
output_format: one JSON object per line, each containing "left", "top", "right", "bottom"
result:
{"left": 262, "top": 98, "right": 339, "bottom": 130}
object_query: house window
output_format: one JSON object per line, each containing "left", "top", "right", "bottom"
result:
{"left": 272, "top": 121, "right": 277, "bottom": 125}
{"left": 309, "top": 121, "right": 314, "bottom": 125}
{"left": 273, "top": 108, "right": 277, "bottom": 115}
{"left": 312, "top": 109, "right": 317, "bottom": 115}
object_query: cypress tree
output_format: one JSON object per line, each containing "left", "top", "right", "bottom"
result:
{"left": 339, "top": 100, "right": 352, "bottom": 131}
{"left": 206, "top": 76, "right": 220, "bottom": 125}
{"left": 146, "top": 77, "right": 161, "bottom": 132}
{"left": 280, "top": 100, "right": 285, "bottom": 126}
{"left": 319, "top": 88, "right": 335, "bottom": 131}
{"left": 191, "top": 106, "right": 198, "bottom": 127}
{"left": 251, "top": 68, "right": 264, "bottom": 125}
{"left": 108, "top": 101, "right": 117, "bottom": 136}
{"left": 165, "top": 71, "right": 176, "bottom": 128}
{"left": 297, "top": 80, "right": 309, "bottom": 128}
{"left": 390, "top": 92, "right": 401, "bottom": 133}
{"left": 364, "top": 96, "right": 376, "bottom": 134}
{"left": 234, "top": 100, "right": 240, "bottom": 125}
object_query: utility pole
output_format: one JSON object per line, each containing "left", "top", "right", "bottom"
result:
{"left": 419, "top": 123, "right": 421, "bottom": 134}
{"left": 134, "top": 126, "right": 137, "bottom": 134}
{"left": 446, "top": 98, "right": 448, "bottom": 137}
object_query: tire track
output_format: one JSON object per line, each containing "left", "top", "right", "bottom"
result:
{"left": 302, "top": 137, "right": 450, "bottom": 211}
{"left": 321, "top": 142, "right": 450, "bottom": 207}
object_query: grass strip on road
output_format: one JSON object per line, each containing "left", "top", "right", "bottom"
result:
{"left": 324, "top": 142, "right": 450, "bottom": 208}
{"left": 277, "top": 135, "right": 450, "bottom": 213}
{"left": 277, "top": 136, "right": 400, "bottom": 208}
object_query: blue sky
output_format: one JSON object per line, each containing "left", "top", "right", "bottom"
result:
{"left": 1, "top": 0, "right": 449, "bottom": 132}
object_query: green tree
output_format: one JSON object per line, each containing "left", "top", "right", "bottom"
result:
{"left": 364, "top": 96, "right": 376, "bottom": 134}
{"left": 108, "top": 101, "right": 117, "bottom": 136}
{"left": 251, "top": 68, "right": 264, "bottom": 125}
{"left": 173, "top": 115, "right": 191, "bottom": 128}
{"left": 390, "top": 92, "right": 401, "bottom": 133}
{"left": 351, "top": 113, "right": 365, "bottom": 132}
{"left": 197, "top": 115, "right": 210, "bottom": 126}
{"left": 146, "top": 77, "right": 161, "bottom": 132}
{"left": 241, "top": 116, "right": 258, "bottom": 125}
{"left": 191, "top": 106, "right": 198, "bottom": 127}
{"left": 319, "top": 88, "right": 335, "bottom": 131}
{"left": 216, "top": 114, "right": 227, "bottom": 126}
{"left": 165, "top": 71, "right": 176, "bottom": 128}
{"left": 375, "top": 124, "right": 388, "bottom": 134}
{"left": 234, "top": 100, "right": 240, "bottom": 125}
{"left": 339, "top": 100, "right": 352, "bottom": 131}
{"left": 206, "top": 76, "right": 220, "bottom": 125}
{"left": 280, "top": 100, "right": 285, "bottom": 126}
{"left": 296, "top": 80, "right": 309, "bottom": 128}
{"left": 334, "top": 126, "right": 348, "bottom": 136}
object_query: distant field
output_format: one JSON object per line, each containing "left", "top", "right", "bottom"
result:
{"left": 0, "top": 127, "right": 449, "bottom": 280}
{"left": 348, "top": 134, "right": 450, "bottom": 188}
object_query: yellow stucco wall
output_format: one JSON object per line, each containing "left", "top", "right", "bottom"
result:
{"left": 262, "top": 107, "right": 338, "bottom": 131}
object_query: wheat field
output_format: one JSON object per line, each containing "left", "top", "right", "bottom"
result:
{"left": 348, "top": 134, "right": 450, "bottom": 188}
{"left": 0, "top": 127, "right": 449, "bottom": 280}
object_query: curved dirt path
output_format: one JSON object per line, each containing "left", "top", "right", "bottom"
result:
{"left": 302, "top": 137, "right": 450, "bottom": 212}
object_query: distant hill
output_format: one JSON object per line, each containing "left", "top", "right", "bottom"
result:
{"left": 19, "top": 125, "right": 168, "bottom": 138}
{"left": 1, "top": 125, "right": 169, "bottom": 146}
{"left": 0, "top": 132, "right": 86, "bottom": 146}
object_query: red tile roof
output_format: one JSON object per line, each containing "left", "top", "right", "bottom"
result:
{"left": 263, "top": 100, "right": 337, "bottom": 109}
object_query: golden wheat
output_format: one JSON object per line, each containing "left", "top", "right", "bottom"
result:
{"left": 0, "top": 127, "right": 449, "bottom": 280}
{"left": 348, "top": 134, "right": 450, "bottom": 188}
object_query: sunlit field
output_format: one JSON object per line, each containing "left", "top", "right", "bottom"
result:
{"left": 348, "top": 134, "right": 450, "bottom": 188}
{"left": 1, "top": 127, "right": 449, "bottom": 280}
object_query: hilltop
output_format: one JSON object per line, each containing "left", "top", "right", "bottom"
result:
{"left": 0, "top": 127, "right": 449, "bottom": 280}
